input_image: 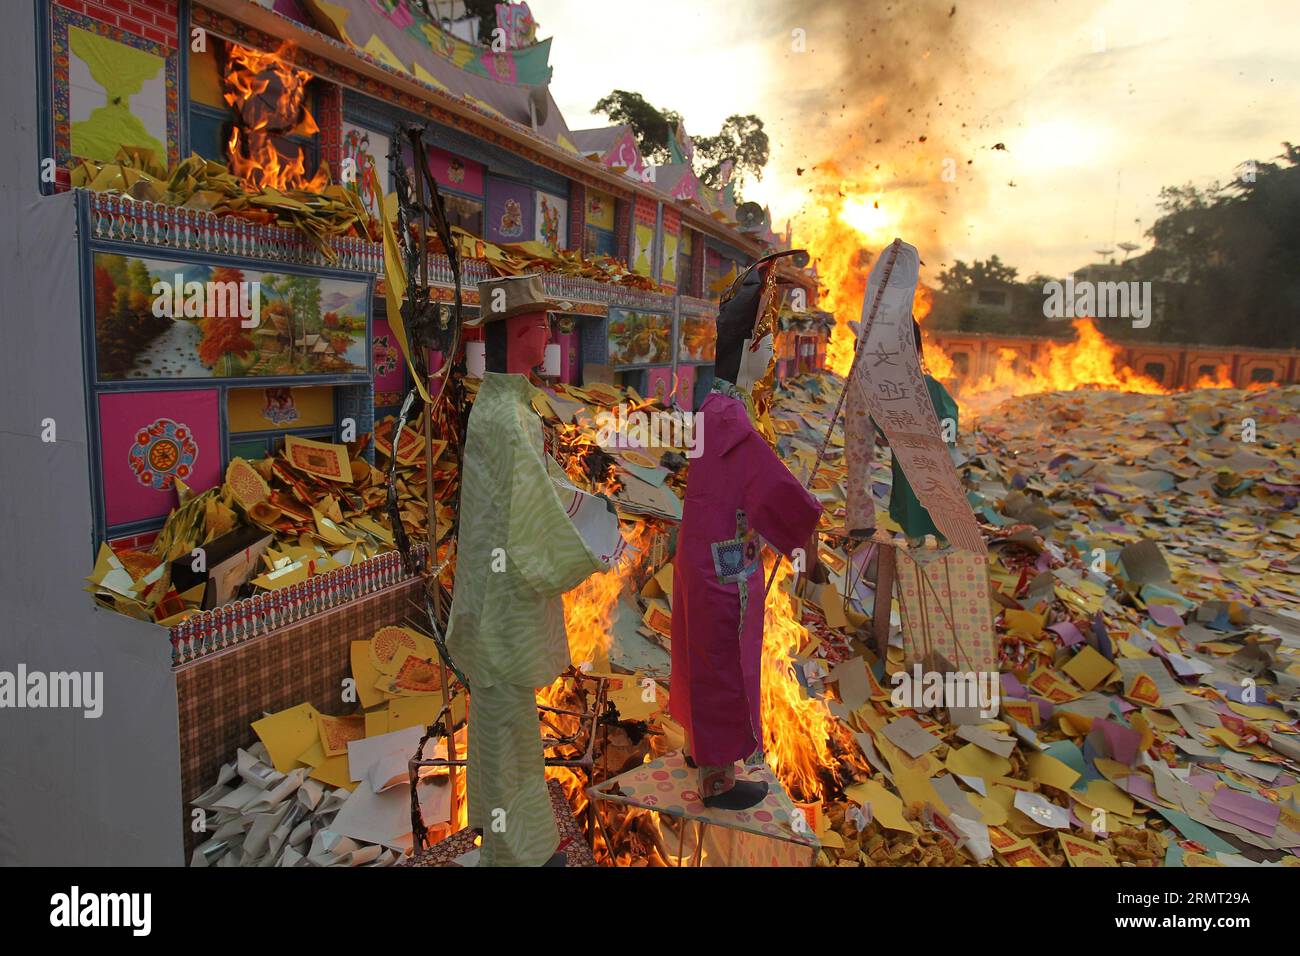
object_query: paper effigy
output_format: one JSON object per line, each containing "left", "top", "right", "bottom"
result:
{"left": 847, "top": 240, "right": 986, "bottom": 554}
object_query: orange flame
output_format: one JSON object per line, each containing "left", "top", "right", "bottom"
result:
{"left": 223, "top": 43, "right": 328, "bottom": 192}
{"left": 797, "top": 178, "right": 1237, "bottom": 411}
{"left": 946, "top": 318, "right": 1170, "bottom": 415}
{"left": 1192, "top": 364, "right": 1236, "bottom": 389}
{"left": 761, "top": 558, "right": 863, "bottom": 803}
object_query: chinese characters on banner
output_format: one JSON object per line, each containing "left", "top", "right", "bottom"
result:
{"left": 847, "top": 240, "right": 987, "bottom": 554}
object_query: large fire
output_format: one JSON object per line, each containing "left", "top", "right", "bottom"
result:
{"left": 223, "top": 43, "right": 329, "bottom": 193}
{"left": 797, "top": 179, "right": 1239, "bottom": 414}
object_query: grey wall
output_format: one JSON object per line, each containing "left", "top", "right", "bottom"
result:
{"left": 0, "top": 0, "right": 183, "bottom": 866}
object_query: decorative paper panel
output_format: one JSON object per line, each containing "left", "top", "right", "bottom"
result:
{"left": 895, "top": 547, "right": 998, "bottom": 673}
{"left": 427, "top": 145, "right": 484, "bottom": 195}
{"left": 632, "top": 222, "right": 655, "bottom": 277}
{"left": 485, "top": 176, "right": 533, "bottom": 243}
{"left": 534, "top": 189, "right": 567, "bottom": 251}
{"left": 661, "top": 230, "right": 679, "bottom": 283}
{"left": 227, "top": 386, "right": 335, "bottom": 433}
{"left": 342, "top": 123, "right": 390, "bottom": 221}
{"left": 98, "top": 389, "right": 220, "bottom": 528}
{"left": 50, "top": 6, "right": 179, "bottom": 175}
{"left": 585, "top": 188, "right": 615, "bottom": 231}
{"left": 371, "top": 315, "right": 407, "bottom": 407}
{"left": 644, "top": 366, "right": 674, "bottom": 404}
{"left": 91, "top": 252, "right": 369, "bottom": 381}
{"left": 678, "top": 317, "right": 717, "bottom": 363}
{"left": 608, "top": 309, "right": 672, "bottom": 367}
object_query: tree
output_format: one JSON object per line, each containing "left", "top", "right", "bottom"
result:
{"left": 93, "top": 265, "right": 116, "bottom": 327}
{"left": 458, "top": 0, "right": 500, "bottom": 46}
{"left": 197, "top": 266, "right": 254, "bottom": 373}
{"left": 593, "top": 90, "right": 682, "bottom": 165}
{"left": 936, "top": 255, "right": 1019, "bottom": 293}
{"left": 1140, "top": 143, "right": 1300, "bottom": 347}
{"left": 693, "top": 114, "right": 770, "bottom": 191}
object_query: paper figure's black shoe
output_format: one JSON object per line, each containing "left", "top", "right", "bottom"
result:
{"left": 702, "top": 780, "right": 768, "bottom": 811}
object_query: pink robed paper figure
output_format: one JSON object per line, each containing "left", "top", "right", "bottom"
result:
{"left": 670, "top": 253, "right": 822, "bottom": 811}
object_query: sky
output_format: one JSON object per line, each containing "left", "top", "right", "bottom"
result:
{"left": 529, "top": 0, "right": 1300, "bottom": 278}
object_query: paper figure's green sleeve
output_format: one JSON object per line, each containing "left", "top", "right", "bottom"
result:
{"left": 507, "top": 433, "right": 602, "bottom": 598}
{"left": 888, "top": 375, "right": 960, "bottom": 540}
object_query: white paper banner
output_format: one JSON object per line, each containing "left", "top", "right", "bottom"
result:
{"left": 849, "top": 240, "right": 986, "bottom": 553}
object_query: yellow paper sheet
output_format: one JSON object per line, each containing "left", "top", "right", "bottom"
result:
{"left": 252, "top": 702, "right": 321, "bottom": 773}
{"left": 1061, "top": 645, "right": 1116, "bottom": 692}
{"left": 846, "top": 778, "right": 917, "bottom": 834}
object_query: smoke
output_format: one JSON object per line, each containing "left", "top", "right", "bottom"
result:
{"left": 747, "top": 0, "right": 1083, "bottom": 373}
{"left": 758, "top": 1, "right": 1006, "bottom": 276}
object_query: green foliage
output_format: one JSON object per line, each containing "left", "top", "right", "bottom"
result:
{"left": 694, "top": 115, "right": 770, "bottom": 190}
{"left": 593, "top": 92, "right": 770, "bottom": 198}
{"left": 593, "top": 90, "right": 682, "bottom": 165}
{"left": 936, "top": 255, "right": 1019, "bottom": 293}
{"left": 1139, "top": 143, "right": 1300, "bottom": 348}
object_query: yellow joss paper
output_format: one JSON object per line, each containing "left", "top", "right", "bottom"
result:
{"left": 947, "top": 742, "right": 1012, "bottom": 781}
{"left": 316, "top": 713, "right": 365, "bottom": 757}
{"left": 1073, "top": 780, "right": 1134, "bottom": 817}
{"left": 1003, "top": 609, "right": 1045, "bottom": 637}
{"left": 1025, "top": 667, "right": 1081, "bottom": 703}
{"left": 1226, "top": 701, "right": 1290, "bottom": 722}
{"left": 296, "top": 738, "right": 356, "bottom": 790}
{"left": 388, "top": 694, "right": 449, "bottom": 732}
{"left": 847, "top": 779, "right": 917, "bottom": 834}
{"left": 252, "top": 702, "right": 321, "bottom": 773}
{"left": 1058, "top": 832, "right": 1118, "bottom": 867}
{"left": 606, "top": 674, "right": 663, "bottom": 722}
{"left": 284, "top": 435, "right": 354, "bottom": 483}
{"left": 350, "top": 641, "right": 388, "bottom": 710}
{"left": 1026, "top": 750, "right": 1081, "bottom": 790}
{"left": 892, "top": 765, "right": 946, "bottom": 814}
{"left": 364, "top": 706, "right": 390, "bottom": 738}
{"left": 1061, "top": 644, "right": 1116, "bottom": 692}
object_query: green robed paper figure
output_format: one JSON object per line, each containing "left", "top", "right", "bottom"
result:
{"left": 846, "top": 319, "right": 960, "bottom": 546}
{"left": 446, "top": 275, "right": 615, "bottom": 867}
{"left": 888, "top": 321, "right": 959, "bottom": 545}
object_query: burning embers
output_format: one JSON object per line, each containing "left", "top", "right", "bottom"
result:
{"left": 223, "top": 43, "right": 328, "bottom": 193}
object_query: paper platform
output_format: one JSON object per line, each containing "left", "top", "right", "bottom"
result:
{"left": 588, "top": 751, "right": 819, "bottom": 866}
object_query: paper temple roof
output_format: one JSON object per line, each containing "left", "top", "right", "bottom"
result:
{"left": 304, "top": 0, "right": 581, "bottom": 153}
{"left": 292, "top": 1, "right": 792, "bottom": 256}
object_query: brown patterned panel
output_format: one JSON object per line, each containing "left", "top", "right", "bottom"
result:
{"left": 175, "top": 580, "right": 422, "bottom": 858}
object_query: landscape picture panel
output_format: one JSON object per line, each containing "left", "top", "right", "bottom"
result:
{"left": 91, "top": 252, "right": 370, "bottom": 381}
{"left": 607, "top": 309, "right": 673, "bottom": 368}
